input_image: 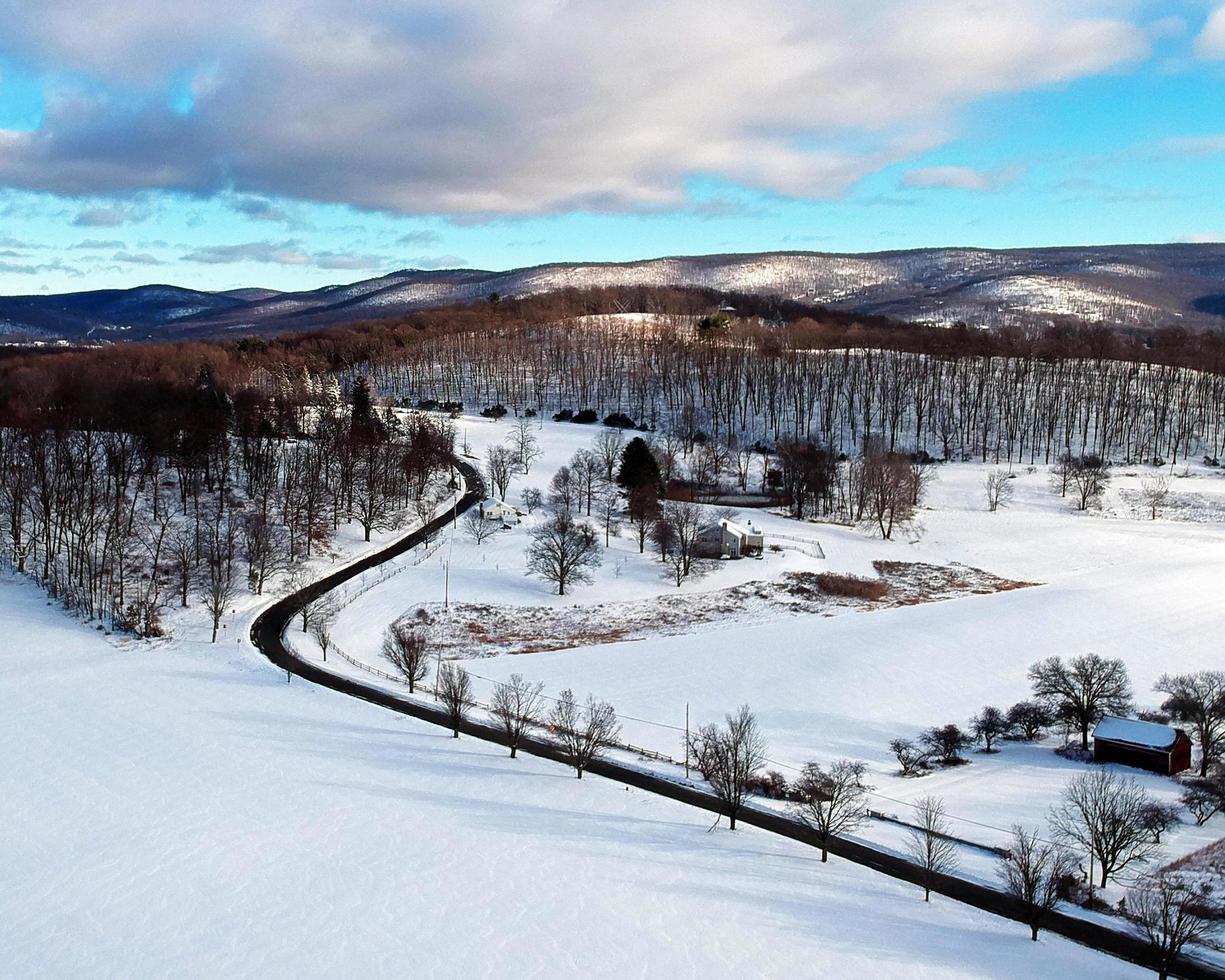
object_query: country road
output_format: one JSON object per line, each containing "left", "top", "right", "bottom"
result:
{"left": 250, "top": 457, "right": 1219, "bottom": 980}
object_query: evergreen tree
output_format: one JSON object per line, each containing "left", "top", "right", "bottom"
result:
{"left": 616, "top": 436, "right": 661, "bottom": 493}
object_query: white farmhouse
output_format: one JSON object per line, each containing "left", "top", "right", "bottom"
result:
{"left": 478, "top": 499, "right": 518, "bottom": 522}
{"left": 695, "top": 517, "right": 764, "bottom": 559}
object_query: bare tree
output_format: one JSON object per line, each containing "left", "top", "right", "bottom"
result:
{"left": 1128, "top": 875, "right": 1220, "bottom": 980}
{"left": 464, "top": 508, "right": 496, "bottom": 545}
{"left": 1180, "top": 768, "right": 1224, "bottom": 825}
{"left": 626, "top": 483, "right": 661, "bottom": 553}
{"left": 570, "top": 449, "right": 602, "bottom": 516}
{"left": 381, "top": 622, "right": 429, "bottom": 693}
{"left": 547, "top": 464, "right": 578, "bottom": 514}
{"left": 548, "top": 688, "right": 620, "bottom": 778}
{"left": 688, "top": 705, "right": 766, "bottom": 830}
{"left": 1006, "top": 700, "right": 1052, "bottom": 741}
{"left": 595, "top": 480, "right": 621, "bottom": 546}
{"left": 525, "top": 509, "right": 601, "bottom": 595}
{"left": 659, "top": 499, "right": 703, "bottom": 586}
{"left": 485, "top": 445, "right": 516, "bottom": 501}
{"left": 1155, "top": 670, "right": 1225, "bottom": 777}
{"left": 437, "top": 662, "right": 473, "bottom": 738}
{"left": 1140, "top": 475, "right": 1171, "bottom": 520}
{"left": 969, "top": 705, "right": 1009, "bottom": 752}
{"left": 593, "top": 427, "right": 625, "bottom": 481}
{"left": 1050, "top": 769, "right": 1159, "bottom": 888}
{"left": 998, "top": 826, "right": 1075, "bottom": 941}
{"left": 790, "top": 759, "right": 873, "bottom": 862}
{"left": 198, "top": 512, "right": 238, "bottom": 643}
{"left": 983, "top": 470, "right": 1013, "bottom": 512}
{"left": 1028, "top": 654, "right": 1132, "bottom": 750}
{"left": 1067, "top": 454, "right": 1110, "bottom": 511}
{"left": 906, "top": 796, "right": 959, "bottom": 901}
{"left": 521, "top": 487, "right": 543, "bottom": 514}
{"left": 890, "top": 737, "right": 930, "bottom": 776}
{"left": 308, "top": 596, "right": 338, "bottom": 661}
{"left": 506, "top": 417, "right": 542, "bottom": 473}
{"left": 489, "top": 673, "right": 544, "bottom": 758}
{"left": 920, "top": 724, "right": 974, "bottom": 765}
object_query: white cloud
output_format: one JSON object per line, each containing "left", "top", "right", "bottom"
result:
{"left": 1194, "top": 4, "right": 1225, "bottom": 58}
{"left": 0, "top": 1, "right": 1151, "bottom": 216}
{"left": 1179, "top": 231, "right": 1225, "bottom": 243}
{"left": 1156, "top": 133, "right": 1225, "bottom": 157}
{"left": 182, "top": 241, "right": 311, "bottom": 265}
{"left": 902, "top": 165, "right": 1023, "bottom": 191}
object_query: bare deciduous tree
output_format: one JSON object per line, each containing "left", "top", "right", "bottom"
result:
{"left": 1128, "top": 875, "right": 1220, "bottom": 980}
{"left": 525, "top": 509, "right": 601, "bottom": 595}
{"left": 437, "top": 662, "right": 473, "bottom": 738}
{"left": 485, "top": 445, "right": 516, "bottom": 501}
{"left": 790, "top": 759, "right": 873, "bottom": 862}
{"left": 506, "top": 417, "right": 542, "bottom": 473}
{"left": 1050, "top": 769, "right": 1159, "bottom": 888}
{"left": 890, "top": 737, "right": 930, "bottom": 777}
{"left": 1155, "top": 670, "right": 1225, "bottom": 777}
{"left": 969, "top": 705, "right": 1009, "bottom": 752}
{"left": 1140, "top": 475, "right": 1171, "bottom": 520}
{"left": 593, "top": 427, "right": 625, "bottom": 481}
{"left": 490, "top": 673, "right": 544, "bottom": 758}
{"left": 521, "top": 487, "right": 543, "bottom": 514}
{"left": 906, "top": 795, "right": 959, "bottom": 901}
{"left": 998, "top": 826, "right": 1075, "bottom": 941}
{"left": 464, "top": 508, "right": 496, "bottom": 545}
{"left": 381, "top": 622, "right": 429, "bottom": 693}
{"left": 308, "top": 596, "right": 338, "bottom": 661}
{"left": 688, "top": 705, "right": 766, "bottom": 830}
{"left": 1007, "top": 700, "right": 1052, "bottom": 741}
{"left": 983, "top": 470, "right": 1013, "bottom": 512}
{"left": 548, "top": 688, "right": 620, "bottom": 778}
{"left": 1028, "top": 653, "right": 1132, "bottom": 750}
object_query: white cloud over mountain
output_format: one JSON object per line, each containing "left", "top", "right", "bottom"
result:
{"left": 0, "top": 1, "right": 1152, "bottom": 217}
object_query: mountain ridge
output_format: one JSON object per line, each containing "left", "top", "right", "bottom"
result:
{"left": 3, "top": 243, "right": 1224, "bottom": 342}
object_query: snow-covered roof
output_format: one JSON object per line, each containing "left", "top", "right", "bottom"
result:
{"left": 720, "top": 518, "right": 762, "bottom": 540}
{"left": 1093, "top": 715, "right": 1180, "bottom": 751}
{"left": 480, "top": 498, "right": 506, "bottom": 509}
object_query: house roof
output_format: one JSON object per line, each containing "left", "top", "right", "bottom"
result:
{"left": 480, "top": 498, "right": 505, "bottom": 509}
{"left": 1093, "top": 715, "right": 1181, "bottom": 751}
{"left": 720, "top": 518, "right": 762, "bottom": 539}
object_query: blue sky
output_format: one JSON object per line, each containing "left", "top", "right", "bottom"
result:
{"left": 1, "top": 0, "right": 1224, "bottom": 295}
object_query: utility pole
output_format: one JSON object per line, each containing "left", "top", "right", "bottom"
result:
{"left": 684, "top": 703, "right": 690, "bottom": 779}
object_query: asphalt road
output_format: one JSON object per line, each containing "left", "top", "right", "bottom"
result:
{"left": 250, "top": 456, "right": 1218, "bottom": 980}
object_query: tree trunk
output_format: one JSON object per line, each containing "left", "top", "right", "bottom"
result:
{"left": 1030, "top": 924, "right": 1039, "bottom": 942}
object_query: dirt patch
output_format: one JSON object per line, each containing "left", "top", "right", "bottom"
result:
{"left": 408, "top": 562, "right": 1038, "bottom": 659}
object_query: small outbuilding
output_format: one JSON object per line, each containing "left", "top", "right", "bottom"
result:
{"left": 478, "top": 499, "right": 517, "bottom": 523}
{"left": 695, "top": 518, "right": 764, "bottom": 559}
{"left": 1092, "top": 715, "right": 1192, "bottom": 776}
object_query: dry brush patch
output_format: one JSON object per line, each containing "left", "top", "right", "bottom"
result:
{"left": 404, "top": 562, "right": 1037, "bottom": 659}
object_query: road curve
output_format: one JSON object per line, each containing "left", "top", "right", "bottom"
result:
{"left": 250, "top": 458, "right": 1216, "bottom": 980}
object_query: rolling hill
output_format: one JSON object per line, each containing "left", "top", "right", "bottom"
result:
{"left": 3, "top": 244, "right": 1224, "bottom": 342}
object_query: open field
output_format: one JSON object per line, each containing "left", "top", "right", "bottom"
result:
{"left": 331, "top": 415, "right": 1225, "bottom": 904}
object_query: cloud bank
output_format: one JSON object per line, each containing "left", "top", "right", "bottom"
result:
{"left": 0, "top": 1, "right": 1150, "bottom": 217}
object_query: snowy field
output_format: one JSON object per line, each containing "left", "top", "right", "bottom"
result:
{"left": 331, "top": 415, "right": 1225, "bottom": 895}
{"left": 0, "top": 575, "right": 1147, "bottom": 980}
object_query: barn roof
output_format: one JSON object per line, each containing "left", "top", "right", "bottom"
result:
{"left": 1093, "top": 715, "right": 1181, "bottom": 751}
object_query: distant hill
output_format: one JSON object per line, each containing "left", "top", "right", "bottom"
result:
{"left": 3, "top": 244, "right": 1224, "bottom": 342}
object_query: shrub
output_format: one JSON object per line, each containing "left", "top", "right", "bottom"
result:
{"left": 552, "top": 409, "right": 573, "bottom": 422}
{"left": 603, "top": 411, "right": 636, "bottom": 429}
{"left": 746, "top": 770, "right": 791, "bottom": 800}
{"left": 480, "top": 403, "right": 508, "bottom": 419}
{"left": 815, "top": 572, "right": 889, "bottom": 601}
{"left": 572, "top": 408, "right": 599, "bottom": 424}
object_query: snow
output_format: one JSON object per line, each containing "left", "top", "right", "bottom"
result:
{"left": 329, "top": 416, "right": 1225, "bottom": 909}
{"left": 0, "top": 574, "right": 1145, "bottom": 979}
{"left": 1094, "top": 715, "right": 1182, "bottom": 750}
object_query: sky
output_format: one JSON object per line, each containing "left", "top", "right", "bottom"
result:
{"left": 1, "top": 0, "right": 1224, "bottom": 296}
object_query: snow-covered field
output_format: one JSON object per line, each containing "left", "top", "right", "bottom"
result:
{"left": 0, "top": 575, "right": 1148, "bottom": 979}
{"left": 330, "top": 416, "right": 1225, "bottom": 900}
{"left": 6, "top": 411, "right": 1224, "bottom": 977}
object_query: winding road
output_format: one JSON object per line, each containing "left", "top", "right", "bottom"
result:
{"left": 250, "top": 458, "right": 1218, "bottom": 980}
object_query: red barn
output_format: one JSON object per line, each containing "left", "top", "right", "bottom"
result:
{"left": 1092, "top": 716, "right": 1192, "bottom": 776}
